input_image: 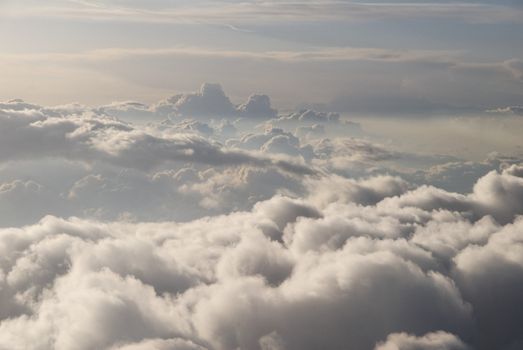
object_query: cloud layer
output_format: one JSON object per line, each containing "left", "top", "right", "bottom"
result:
{"left": 0, "top": 98, "right": 313, "bottom": 173}
{"left": 1, "top": 166, "right": 523, "bottom": 349}
{"left": 1, "top": 95, "right": 523, "bottom": 349}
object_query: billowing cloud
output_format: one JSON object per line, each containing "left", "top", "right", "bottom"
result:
{"left": 237, "top": 95, "right": 277, "bottom": 119}
{"left": 0, "top": 100, "right": 314, "bottom": 175}
{"left": 154, "top": 83, "right": 236, "bottom": 118}
{"left": 0, "top": 167, "right": 523, "bottom": 349}
{"left": 228, "top": 127, "right": 313, "bottom": 161}
{"left": 374, "top": 331, "right": 470, "bottom": 350}
{"left": 2, "top": 94, "right": 523, "bottom": 350}
{"left": 4, "top": 96, "right": 523, "bottom": 227}
{"left": 1, "top": 0, "right": 523, "bottom": 346}
{"left": 155, "top": 84, "right": 278, "bottom": 120}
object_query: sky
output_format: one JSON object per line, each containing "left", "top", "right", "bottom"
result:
{"left": 2, "top": 2, "right": 523, "bottom": 350}
{"left": 0, "top": 0, "right": 522, "bottom": 112}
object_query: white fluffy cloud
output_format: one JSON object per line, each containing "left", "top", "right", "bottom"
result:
{"left": 237, "top": 95, "right": 278, "bottom": 119}
{"left": 1, "top": 167, "right": 523, "bottom": 349}
{"left": 0, "top": 101, "right": 314, "bottom": 175}
{"left": 154, "top": 83, "right": 236, "bottom": 118}
{"left": 2, "top": 95, "right": 523, "bottom": 349}
{"left": 154, "top": 84, "right": 278, "bottom": 120}
{"left": 374, "top": 331, "right": 470, "bottom": 350}
{"left": 0, "top": 99, "right": 320, "bottom": 225}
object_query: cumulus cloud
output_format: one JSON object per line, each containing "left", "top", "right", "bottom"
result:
{"left": 0, "top": 97, "right": 410, "bottom": 226}
{"left": 0, "top": 98, "right": 328, "bottom": 225}
{"left": 0, "top": 167, "right": 522, "bottom": 349}
{"left": 154, "top": 83, "right": 236, "bottom": 118}
{"left": 0, "top": 101, "right": 314, "bottom": 175}
{"left": 3, "top": 96, "right": 522, "bottom": 226}
{"left": 0, "top": 99, "right": 43, "bottom": 112}
{"left": 2, "top": 94, "right": 523, "bottom": 350}
{"left": 374, "top": 331, "right": 470, "bottom": 350}
{"left": 228, "top": 127, "right": 314, "bottom": 161}
{"left": 154, "top": 84, "right": 279, "bottom": 120}
{"left": 110, "top": 338, "right": 207, "bottom": 350}
{"left": 237, "top": 95, "right": 277, "bottom": 119}
{"left": 177, "top": 165, "right": 306, "bottom": 213}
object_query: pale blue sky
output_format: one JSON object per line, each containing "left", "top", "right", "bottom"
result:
{"left": 1, "top": 0, "right": 522, "bottom": 113}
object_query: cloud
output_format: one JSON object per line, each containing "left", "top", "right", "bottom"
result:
{"left": 0, "top": 99, "right": 43, "bottom": 112}
{"left": 1, "top": 167, "right": 523, "bottom": 349}
{"left": 7, "top": 1, "right": 523, "bottom": 24}
{"left": 1, "top": 97, "right": 439, "bottom": 226}
{"left": 0, "top": 97, "right": 346, "bottom": 226}
{"left": 155, "top": 84, "right": 278, "bottom": 120}
{"left": 295, "top": 124, "right": 325, "bottom": 139}
{"left": 178, "top": 166, "right": 306, "bottom": 213}
{"left": 97, "top": 101, "right": 160, "bottom": 122}
{"left": 503, "top": 163, "right": 523, "bottom": 177}
{"left": 374, "top": 331, "right": 470, "bottom": 350}
{"left": 155, "top": 83, "right": 236, "bottom": 118}
{"left": 376, "top": 172, "right": 522, "bottom": 225}
{"left": 110, "top": 338, "right": 207, "bottom": 350}
{"left": 237, "top": 95, "right": 277, "bottom": 119}
{"left": 421, "top": 156, "right": 511, "bottom": 193}
{"left": 2, "top": 47, "right": 521, "bottom": 114}
{"left": 0, "top": 101, "right": 315, "bottom": 175}
{"left": 2, "top": 92, "right": 523, "bottom": 349}
{"left": 451, "top": 218, "right": 523, "bottom": 350}
{"left": 275, "top": 109, "right": 341, "bottom": 124}
{"left": 0, "top": 179, "right": 63, "bottom": 226}
{"left": 0, "top": 46, "right": 461, "bottom": 66}
{"left": 487, "top": 106, "right": 523, "bottom": 116}
{"left": 228, "top": 127, "right": 314, "bottom": 161}
{"left": 10, "top": 96, "right": 522, "bottom": 226}
{"left": 307, "top": 174, "right": 410, "bottom": 208}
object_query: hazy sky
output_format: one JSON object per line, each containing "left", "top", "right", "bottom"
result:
{"left": 1, "top": 0, "right": 522, "bottom": 112}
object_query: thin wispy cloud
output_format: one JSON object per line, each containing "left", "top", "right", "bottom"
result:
{"left": 4, "top": 1, "right": 523, "bottom": 24}
{"left": 0, "top": 46, "right": 462, "bottom": 64}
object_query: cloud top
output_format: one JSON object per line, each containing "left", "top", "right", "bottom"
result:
{"left": 0, "top": 167, "right": 523, "bottom": 349}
